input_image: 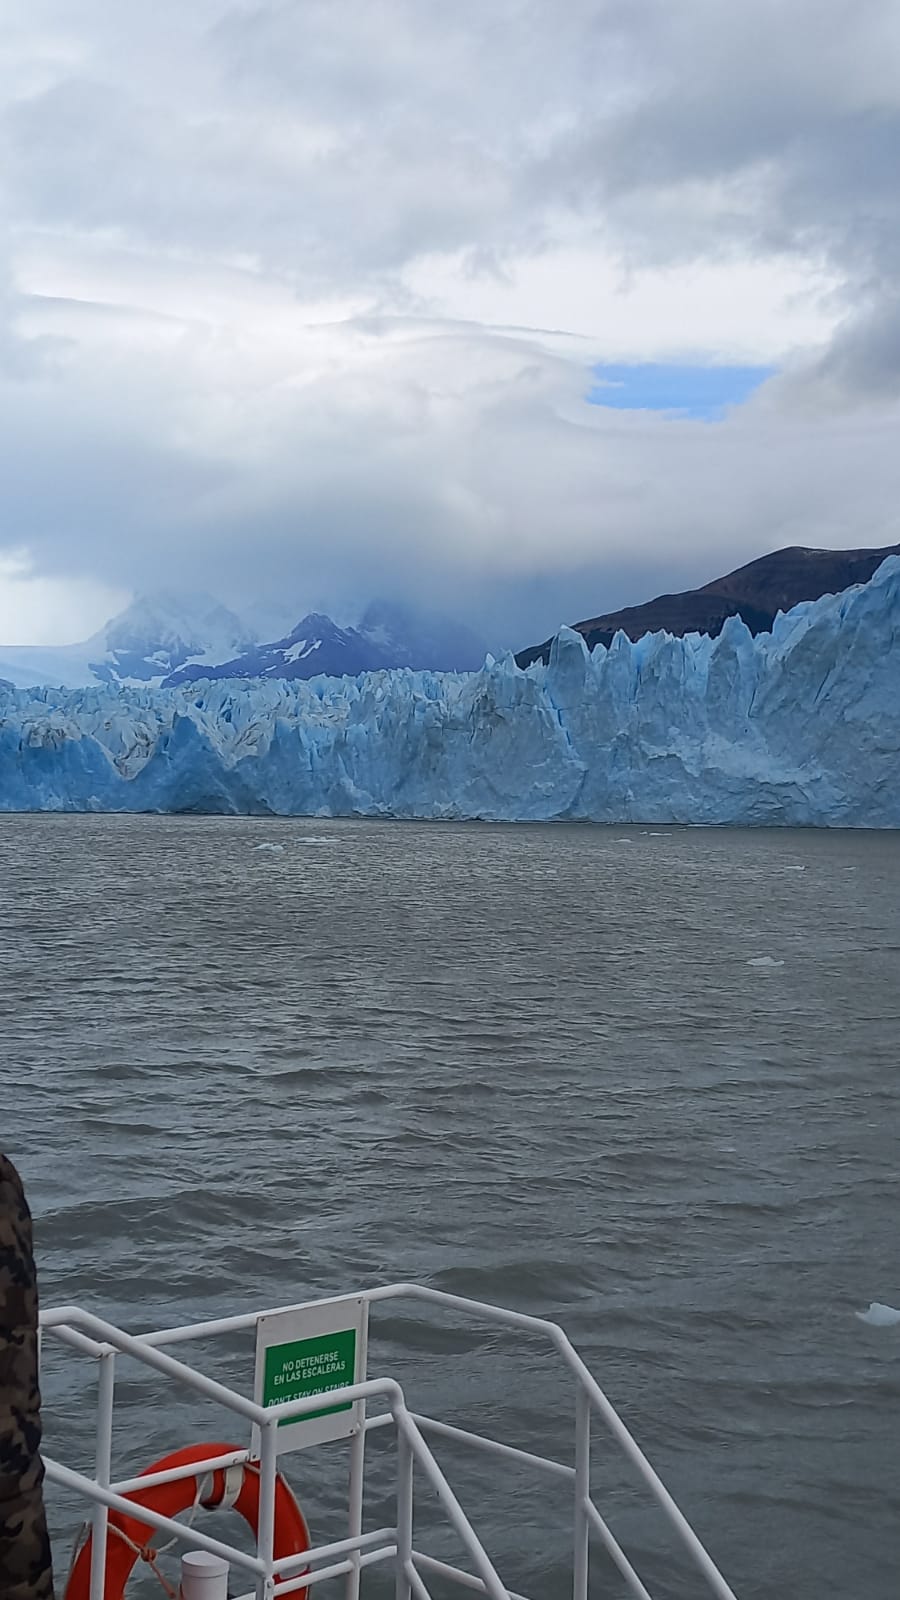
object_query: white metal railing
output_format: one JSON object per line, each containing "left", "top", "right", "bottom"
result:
{"left": 39, "top": 1282, "right": 740, "bottom": 1600}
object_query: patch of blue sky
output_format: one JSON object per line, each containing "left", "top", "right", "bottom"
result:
{"left": 588, "top": 362, "right": 775, "bottom": 419}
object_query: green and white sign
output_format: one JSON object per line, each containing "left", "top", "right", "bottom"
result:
{"left": 253, "top": 1296, "right": 368, "bottom": 1455}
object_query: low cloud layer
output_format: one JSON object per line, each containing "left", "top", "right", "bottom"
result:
{"left": 2, "top": 0, "right": 900, "bottom": 645}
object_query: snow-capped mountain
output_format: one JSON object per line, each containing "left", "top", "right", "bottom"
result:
{"left": 164, "top": 600, "right": 486, "bottom": 685}
{"left": 166, "top": 613, "right": 389, "bottom": 685}
{"left": 0, "top": 591, "right": 256, "bottom": 690}
{"left": 95, "top": 591, "right": 256, "bottom": 683}
{"left": 0, "top": 591, "right": 486, "bottom": 690}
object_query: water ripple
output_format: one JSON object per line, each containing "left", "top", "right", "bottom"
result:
{"left": 2, "top": 814, "right": 900, "bottom": 1599}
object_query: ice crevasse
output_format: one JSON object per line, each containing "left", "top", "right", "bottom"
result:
{"left": 1, "top": 556, "right": 898, "bottom": 826}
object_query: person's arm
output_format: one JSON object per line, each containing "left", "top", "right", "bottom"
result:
{"left": 0, "top": 1154, "right": 55, "bottom": 1600}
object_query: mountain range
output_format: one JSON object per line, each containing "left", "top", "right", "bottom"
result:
{"left": 1, "top": 541, "right": 897, "bottom": 691}
{"left": 515, "top": 542, "right": 900, "bottom": 667}
{"left": 0, "top": 594, "right": 487, "bottom": 690}
{"left": 3, "top": 554, "right": 899, "bottom": 825}
{"left": 166, "top": 600, "right": 487, "bottom": 685}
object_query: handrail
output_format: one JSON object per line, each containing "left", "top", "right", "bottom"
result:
{"left": 397, "top": 1406, "right": 509, "bottom": 1600}
{"left": 44, "top": 1456, "right": 266, "bottom": 1578}
{"left": 41, "top": 1301, "right": 403, "bottom": 1427}
{"left": 583, "top": 1499, "right": 655, "bottom": 1600}
{"left": 40, "top": 1284, "right": 741, "bottom": 1600}
{"left": 111, "top": 1447, "right": 250, "bottom": 1496}
{"left": 413, "top": 1552, "right": 533, "bottom": 1600}
{"left": 371, "top": 1283, "right": 741, "bottom": 1600}
{"left": 409, "top": 1412, "right": 575, "bottom": 1481}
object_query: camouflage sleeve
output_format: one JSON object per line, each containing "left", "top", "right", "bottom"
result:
{"left": 0, "top": 1154, "right": 54, "bottom": 1600}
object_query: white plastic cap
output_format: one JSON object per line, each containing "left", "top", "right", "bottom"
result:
{"left": 180, "top": 1549, "right": 230, "bottom": 1600}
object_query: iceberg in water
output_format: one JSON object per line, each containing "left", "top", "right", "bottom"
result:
{"left": 856, "top": 1303, "right": 900, "bottom": 1327}
{"left": 1, "top": 556, "right": 899, "bottom": 827}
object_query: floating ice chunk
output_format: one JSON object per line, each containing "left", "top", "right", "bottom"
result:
{"left": 856, "top": 1302, "right": 900, "bottom": 1327}
{"left": 747, "top": 956, "right": 785, "bottom": 967}
{"left": 253, "top": 842, "right": 285, "bottom": 852}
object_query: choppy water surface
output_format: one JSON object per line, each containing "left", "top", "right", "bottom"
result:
{"left": 3, "top": 814, "right": 900, "bottom": 1600}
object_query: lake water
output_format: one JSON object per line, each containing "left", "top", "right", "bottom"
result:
{"left": 3, "top": 814, "right": 900, "bottom": 1599}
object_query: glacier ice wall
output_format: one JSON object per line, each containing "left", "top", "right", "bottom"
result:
{"left": 2, "top": 557, "right": 899, "bottom": 827}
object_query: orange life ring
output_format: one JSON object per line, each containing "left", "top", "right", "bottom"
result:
{"left": 63, "top": 1441, "right": 311, "bottom": 1600}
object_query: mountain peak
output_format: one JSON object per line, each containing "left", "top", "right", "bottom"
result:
{"left": 80, "top": 590, "right": 256, "bottom": 685}
{"left": 102, "top": 590, "right": 254, "bottom": 654}
{"left": 0, "top": 590, "right": 483, "bottom": 689}
{"left": 164, "top": 599, "right": 486, "bottom": 685}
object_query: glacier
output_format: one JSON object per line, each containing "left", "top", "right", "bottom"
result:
{"left": 1, "top": 557, "right": 899, "bottom": 826}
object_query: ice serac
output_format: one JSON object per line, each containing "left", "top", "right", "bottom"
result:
{"left": 1, "top": 557, "right": 898, "bottom": 825}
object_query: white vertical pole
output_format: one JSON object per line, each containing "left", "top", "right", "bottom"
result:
{"left": 180, "top": 1550, "right": 230, "bottom": 1599}
{"left": 89, "top": 1350, "right": 115, "bottom": 1600}
{"left": 574, "top": 1383, "right": 590, "bottom": 1600}
{"left": 345, "top": 1419, "right": 366, "bottom": 1600}
{"left": 395, "top": 1423, "right": 414, "bottom": 1600}
{"left": 257, "top": 1418, "right": 278, "bottom": 1600}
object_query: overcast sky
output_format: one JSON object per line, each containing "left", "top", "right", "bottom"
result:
{"left": 2, "top": 0, "right": 899, "bottom": 646}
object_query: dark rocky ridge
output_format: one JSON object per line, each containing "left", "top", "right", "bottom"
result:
{"left": 515, "top": 542, "right": 900, "bottom": 668}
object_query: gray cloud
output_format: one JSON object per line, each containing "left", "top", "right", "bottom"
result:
{"left": 779, "top": 295, "right": 900, "bottom": 406}
{"left": 2, "top": 0, "right": 900, "bottom": 645}
{"left": 556, "top": 1, "right": 900, "bottom": 288}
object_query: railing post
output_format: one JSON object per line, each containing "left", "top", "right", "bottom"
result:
{"left": 345, "top": 1416, "right": 366, "bottom": 1600}
{"left": 257, "top": 1417, "right": 278, "bottom": 1600}
{"left": 395, "top": 1420, "right": 414, "bottom": 1600}
{"left": 89, "top": 1349, "right": 115, "bottom": 1600}
{"left": 574, "top": 1382, "right": 590, "bottom": 1600}
{"left": 181, "top": 1550, "right": 230, "bottom": 1598}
